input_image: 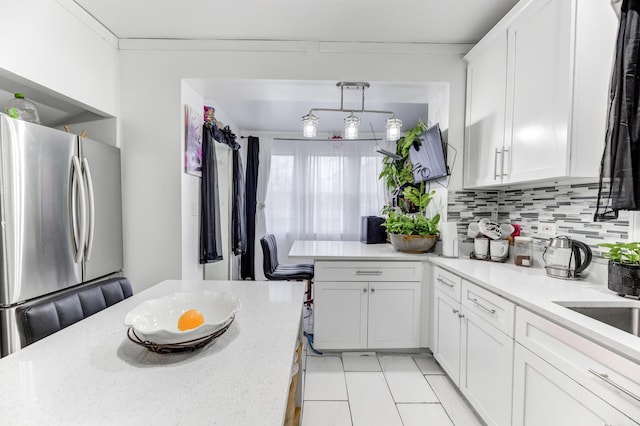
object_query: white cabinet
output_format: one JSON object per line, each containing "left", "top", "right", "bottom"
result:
{"left": 431, "top": 267, "right": 515, "bottom": 426}
{"left": 512, "top": 344, "right": 635, "bottom": 426}
{"left": 463, "top": 0, "right": 617, "bottom": 188}
{"left": 514, "top": 307, "right": 640, "bottom": 424}
{"left": 313, "top": 261, "right": 422, "bottom": 350}
{"left": 433, "top": 288, "right": 461, "bottom": 380}
{"left": 463, "top": 29, "right": 508, "bottom": 188}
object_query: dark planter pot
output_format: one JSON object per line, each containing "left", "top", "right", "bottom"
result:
{"left": 608, "top": 261, "right": 640, "bottom": 297}
{"left": 389, "top": 234, "right": 437, "bottom": 253}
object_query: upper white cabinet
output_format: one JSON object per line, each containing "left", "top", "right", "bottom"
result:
{"left": 463, "top": 0, "right": 618, "bottom": 188}
{"left": 464, "top": 30, "right": 508, "bottom": 187}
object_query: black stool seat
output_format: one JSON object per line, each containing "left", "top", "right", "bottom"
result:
{"left": 260, "top": 234, "right": 314, "bottom": 281}
{"left": 269, "top": 263, "right": 314, "bottom": 280}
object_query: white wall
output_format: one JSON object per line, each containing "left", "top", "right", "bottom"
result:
{"left": 0, "top": 0, "right": 119, "bottom": 117}
{"left": 180, "top": 81, "right": 205, "bottom": 280}
{"left": 119, "top": 40, "right": 467, "bottom": 290}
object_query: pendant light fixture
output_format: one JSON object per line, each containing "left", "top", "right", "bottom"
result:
{"left": 301, "top": 82, "right": 402, "bottom": 140}
{"left": 385, "top": 115, "right": 403, "bottom": 141}
{"left": 344, "top": 112, "right": 360, "bottom": 139}
{"left": 302, "top": 113, "right": 319, "bottom": 138}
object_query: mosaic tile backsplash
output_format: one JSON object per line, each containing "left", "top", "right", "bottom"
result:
{"left": 447, "top": 182, "right": 630, "bottom": 258}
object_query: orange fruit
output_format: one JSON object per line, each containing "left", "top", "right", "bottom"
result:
{"left": 177, "top": 309, "right": 205, "bottom": 331}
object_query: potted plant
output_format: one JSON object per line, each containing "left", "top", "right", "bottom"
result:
{"left": 598, "top": 242, "right": 640, "bottom": 297}
{"left": 379, "top": 121, "right": 441, "bottom": 253}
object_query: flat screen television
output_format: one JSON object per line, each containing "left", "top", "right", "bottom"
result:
{"left": 408, "top": 123, "right": 449, "bottom": 183}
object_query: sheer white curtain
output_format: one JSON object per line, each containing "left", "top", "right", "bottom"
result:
{"left": 265, "top": 138, "right": 386, "bottom": 263}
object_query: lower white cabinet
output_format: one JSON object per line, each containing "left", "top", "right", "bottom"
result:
{"left": 514, "top": 307, "right": 640, "bottom": 425}
{"left": 460, "top": 309, "right": 514, "bottom": 426}
{"left": 432, "top": 270, "right": 515, "bottom": 426}
{"left": 313, "top": 275, "right": 421, "bottom": 350}
{"left": 433, "top": 289, "right": 461, "bottom": 381}
{"left": 512, "top": 344, "right": 634, "bottom": 425}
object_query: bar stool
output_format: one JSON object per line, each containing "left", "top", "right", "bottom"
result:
{"left": 260, "top": 234, "right": 314, "bottom": 305}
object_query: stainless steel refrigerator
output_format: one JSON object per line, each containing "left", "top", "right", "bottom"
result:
{"left": 0, "top": 114, "right": 123, "bottom": 356}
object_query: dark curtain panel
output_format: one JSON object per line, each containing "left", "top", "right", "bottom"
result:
{"left": 199, "top": 124, "right": 223, "bottom": 263}
{"left": 241, "top": 136, "right": 259, "bottom": 279}
{"left": 208, "top": 123, "right": 246, "bottom": 255}
{"left": 232, "top": 149, "right": 247, "bottom": 255}
{"left": 595, "top": 0, "right": 640, "bottom": 220}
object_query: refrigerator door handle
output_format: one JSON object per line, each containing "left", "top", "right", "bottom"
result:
{"left": 71, "top": 156, "right": 87, "bottom": 263}
{"left": 82, "top": 157, "right": 95, "bottom": 261}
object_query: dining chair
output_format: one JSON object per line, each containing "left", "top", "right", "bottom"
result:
{"left": 260, "top": 234, "right": 314, "bottom": 305}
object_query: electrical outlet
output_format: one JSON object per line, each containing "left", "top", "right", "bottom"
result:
{"left": 539, "top": 223, "right": 556, "bottom": 236}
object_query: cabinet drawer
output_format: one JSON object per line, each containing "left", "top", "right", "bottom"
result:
{"left": 433, "top": 266, "right": 462, "bottom": 302}
{"left": 516, "top": 307, "right": 640, "bottom": 422}
{"left": 461, "top": 280, "right": 515, "bottom": 337}
{"left": 314, "top": 261, "right": 422, "bottom": 282}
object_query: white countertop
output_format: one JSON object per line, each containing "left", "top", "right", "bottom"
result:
{"left": 292, "top": 240, "right": 639, "bottom": 363}
{"left": 432, "top": 256, "right": 640, "bottom": 362}
{"left": 289, "top": 240, "right": 428, "bottom": 261}
{"left": 0, "top": 280, "right": 304, "bottom": 426}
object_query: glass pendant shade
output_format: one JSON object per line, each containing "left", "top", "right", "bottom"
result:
{"left": 386, "top": 116, "right": 403, "bottom": 141}
{"left": 302, "top": 113, "right": 319, "bottom": 138}
{"left": 344, "top": 113, "right": 360, "bottom": 139}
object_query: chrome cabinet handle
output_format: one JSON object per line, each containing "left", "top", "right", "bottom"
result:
{"left": 588, "top": 369, "right": 640, "bottom": 402}
{"left": 494, "top": 148, "right": 502, "bottom": 180}
{"left": 437, "top": 277, "right": 455, "bottom": 288}
{"left": 501, "top": 148, "right": 510, "bottom": 177}
{"left": 469, "top": 298, "right": 496, "bottom": 315}
{"left": 356, "top": 270, "right": 382, "bottom": 276}
{"left": 458, "top": 313, "right": 465, "bottom": 318}
{"left": 453, "top": 309, "right": 459, "bottom": 314}
{"left": 363, "top": 288, "right": 368, "bottom": 293}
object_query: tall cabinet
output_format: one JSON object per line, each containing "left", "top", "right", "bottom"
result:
{"left": 463, "top": 0, "right": 618, "bottom": 188}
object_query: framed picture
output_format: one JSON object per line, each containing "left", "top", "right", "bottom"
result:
{"left": 184, "top": 105, "right": 203, "bottom": 177}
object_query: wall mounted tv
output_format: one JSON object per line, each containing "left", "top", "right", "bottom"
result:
{"left": 408, "top": 123, "right": 449, "bottom": 183}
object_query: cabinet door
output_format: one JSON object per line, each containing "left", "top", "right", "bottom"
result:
{"left": 464, "top": 30, "right": 508, "bottom": 188}
{"left": 460, "top": 309, "right": 514, "bottom": 426}
{"left": 313, "top": 282, "right": 367, "bottom": 350}
{"left": 432, "top": 290, "right": 461, "bottom": 385}
{"left": 504, "top": 0, "right": 572, "bottom": 183}
{"left": 512, "top": 344, "right": 635, "bottom": 426}
{"left": 368, "top": 282, "right": 421, "bottom": 349}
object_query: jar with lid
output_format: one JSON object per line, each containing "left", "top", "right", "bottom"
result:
{"left": 514, "top": 236, "right": 533, "bottom": 267}
{"left": 5, "top": 93, "right": 40, "bottom": 124}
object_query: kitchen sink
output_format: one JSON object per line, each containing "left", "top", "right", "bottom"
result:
{"left": 559, "top": 304, "right": 640, "bottom": 337}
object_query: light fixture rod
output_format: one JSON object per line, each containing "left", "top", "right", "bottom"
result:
{"left": 305, "top": 81, "right": 394, "bottom": 116}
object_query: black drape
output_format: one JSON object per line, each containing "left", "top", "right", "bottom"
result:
{"left": 199, "top": 124, "right": 223, "bottom": 263}
{"left": 208, "top": 123, "right": 246, "bottom": 254}
{"left": 595, "top": 0, "right": 640, "bottom": 220}
{"left": 241, "top": 136, "right": 259, "bottom": 280}
{"left": 232, "top": 149, "right": 246, "bottom": 255}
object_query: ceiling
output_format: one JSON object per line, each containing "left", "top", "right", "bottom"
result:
{"left": 68, "top": 0, "right": 519, "bottom": 135}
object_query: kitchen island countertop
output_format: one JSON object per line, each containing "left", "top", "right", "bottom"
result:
{"left": 0, "top": 280, "right": 304, "bottom": 425}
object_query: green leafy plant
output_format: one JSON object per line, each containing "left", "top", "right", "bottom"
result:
{"left": 598, "top": 242, "right": 640, "bottom": 265}
{"left": 379, "top": 120, "right": 441, "bottom": 237}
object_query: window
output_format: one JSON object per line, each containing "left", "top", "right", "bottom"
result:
{"left": 265, "top": 139, "right": 385, "bottom": 258}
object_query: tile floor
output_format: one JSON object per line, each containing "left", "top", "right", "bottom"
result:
{"left": 299, "top": 349, "right": 484, "bottom": 426}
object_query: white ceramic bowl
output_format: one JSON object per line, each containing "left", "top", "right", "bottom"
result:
{"left": 124, "top": 291, "right": 241, "bottom": 344}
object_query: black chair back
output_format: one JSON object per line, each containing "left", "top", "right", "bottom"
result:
{"left": 260, "top": 234, "right": 280, "bottom": 277}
